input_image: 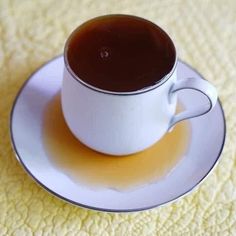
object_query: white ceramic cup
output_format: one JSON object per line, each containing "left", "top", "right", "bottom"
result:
{"left": 61, "top": 15, "right": 217, "bottom": 156}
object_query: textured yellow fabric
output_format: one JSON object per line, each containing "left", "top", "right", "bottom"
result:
{"left": 0, "top": 0, "right": 235, "bottom": 235}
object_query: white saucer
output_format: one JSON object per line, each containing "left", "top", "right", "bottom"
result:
{"left": 10, "top": 56, "right": 226, "bottom": 212}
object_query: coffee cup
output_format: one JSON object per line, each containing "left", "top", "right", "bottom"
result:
{"left": 61, "top": 14, "right": 217, "bottom": 155}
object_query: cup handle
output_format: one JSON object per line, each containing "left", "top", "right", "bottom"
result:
{"left": 168, "top": 77, "right": 218, "bottom": 129}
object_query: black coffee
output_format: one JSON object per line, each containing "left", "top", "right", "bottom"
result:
{"left": 66, "top": 15, "right": 176, "bottom": 92}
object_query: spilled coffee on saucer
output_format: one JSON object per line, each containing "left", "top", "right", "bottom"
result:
{"left": 66, "top": 15, "right": 176, "bottom": 92}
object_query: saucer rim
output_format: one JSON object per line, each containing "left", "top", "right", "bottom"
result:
{"left": 9, "top": 55, "right": 226, "bottom": 213}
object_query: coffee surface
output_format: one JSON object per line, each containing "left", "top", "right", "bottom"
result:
{"left": 66, "top": 15, "right": 176, "bottom": 92}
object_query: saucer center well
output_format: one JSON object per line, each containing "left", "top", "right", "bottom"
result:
{"left": 42, "top": 93, "right": 191, "bottom": 191}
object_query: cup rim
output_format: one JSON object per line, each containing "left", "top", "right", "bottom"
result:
{"left": 64, "top": 14, "right": 177, "bottom": 96}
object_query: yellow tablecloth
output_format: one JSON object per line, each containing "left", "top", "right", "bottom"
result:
{"left": 0, "top": 0, "right": 235, "bottom": 235}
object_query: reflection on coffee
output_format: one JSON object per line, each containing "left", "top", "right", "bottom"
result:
{"left": 42, "top": 94, "right": 190, "bottom": 190}
{"left": 66, "top": 15, "right": 176, "bottom": 92}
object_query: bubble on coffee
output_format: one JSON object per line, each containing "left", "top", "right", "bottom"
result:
{"left": 100, "top": 47, "right": 110, "bottom": 60}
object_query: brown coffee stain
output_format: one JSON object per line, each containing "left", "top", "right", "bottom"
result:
{"left": 42, "top": 93, "right": 190, "bottom": 190}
